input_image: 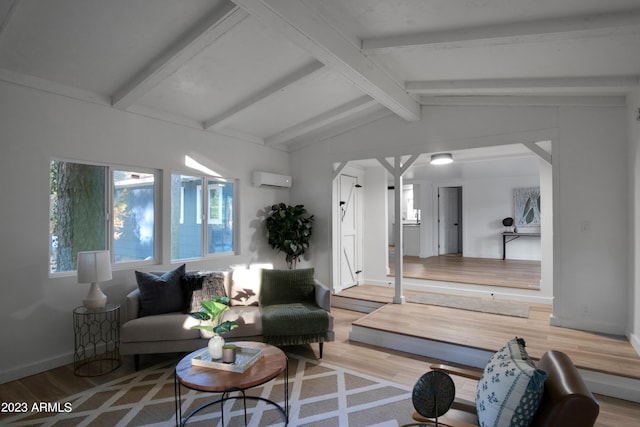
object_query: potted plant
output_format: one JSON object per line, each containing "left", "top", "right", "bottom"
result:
{"left": 265, "top": 203, "right": 314, "bottom": 269}
{"left": 190, "top": 296, "right": 237, "bottom": 359}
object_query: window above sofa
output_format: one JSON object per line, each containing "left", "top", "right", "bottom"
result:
{"left": 49, "top": 159, "right": 158, "bottom": 274}
{"left": 170, "top": 174, "right": 236, "bottom": 261}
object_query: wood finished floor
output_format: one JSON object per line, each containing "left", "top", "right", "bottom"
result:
{"left": 390, "top": 253, "right": 541, "bottom": 289}
{"left": 340, "top": 284, "right": 640, "bottom": 381}
{"left": 1, "top": 307, "right": 639, "bottom": 426}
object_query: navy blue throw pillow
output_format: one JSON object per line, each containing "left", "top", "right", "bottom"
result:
{"left": 135, "top": 264, "right": 186, "bottom": 316}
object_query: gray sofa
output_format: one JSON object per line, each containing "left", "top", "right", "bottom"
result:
{"left": 121, "top": 266, "right": 334, "bottom": 369}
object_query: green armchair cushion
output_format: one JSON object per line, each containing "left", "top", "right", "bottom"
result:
{"left": 261, "top": 302, "right": 329, "bottom": 345}
{"left": 259, "top": 268, "right": 315, "bottom": 306}
{"left": 259, "top": 268, "right": 329, "bottom": 346}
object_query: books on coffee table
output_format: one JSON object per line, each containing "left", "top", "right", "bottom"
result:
{"left": 190, "top": 346, "right": 263, "bottom": 373}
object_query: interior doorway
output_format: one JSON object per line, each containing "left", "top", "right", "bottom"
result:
{"left": 438, "top": 186, "right": 463, "bottom": 255}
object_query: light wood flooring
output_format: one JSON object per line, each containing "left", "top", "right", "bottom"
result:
{"left": 1, "top": 306, "right": 639, "bottom": 426}
{"left": 340, "top": 284, "right": 640, "bottom": 381}
{"left": 390, "top": 254, "right": 541, "bottom": 289}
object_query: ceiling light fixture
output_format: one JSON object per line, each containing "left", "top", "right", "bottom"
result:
{"left": 430, "top": 153, "right": 453, "bottom": 165}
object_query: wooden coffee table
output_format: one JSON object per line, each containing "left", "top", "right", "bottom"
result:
{"left": 174, "top": 341, "right": 288, "bottom": 426}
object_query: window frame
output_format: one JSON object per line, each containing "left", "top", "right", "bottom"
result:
{"left": 170, "top": 172, "right": 238, "bottom": 262}
{"left": 110, "top": 166, "right": 160, "bottom": 268}
{"left": 49, "top": 158, "right": 160, "bottom": 276}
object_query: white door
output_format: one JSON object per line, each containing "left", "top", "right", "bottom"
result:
{"left": 338, "top": 174, "right": 359, "bottom": 291}
{"left": 438, "top": 187, "right": 462, "bottom": 255}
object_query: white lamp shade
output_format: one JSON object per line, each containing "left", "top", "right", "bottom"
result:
{"left": 77, "top": 251, "right": 112, "bottom": 283}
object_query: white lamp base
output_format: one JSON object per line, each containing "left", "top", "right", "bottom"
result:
{"left": 83, "top": 282, "right": 107, "bottom": 309}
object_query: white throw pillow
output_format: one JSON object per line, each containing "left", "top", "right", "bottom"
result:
{"left": 476, "top": 337, "right": 547, "bottom": 427}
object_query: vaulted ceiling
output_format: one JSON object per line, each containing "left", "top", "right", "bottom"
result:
{"left": 1, "top": 0, "right": 639, "bottom": 152}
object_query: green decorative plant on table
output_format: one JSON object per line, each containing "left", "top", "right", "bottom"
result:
{"left": 190, "top": 296, "right": 237, "bottom": 360}
{"left": 265, "top": 203, "right": 314, "bottom": 269}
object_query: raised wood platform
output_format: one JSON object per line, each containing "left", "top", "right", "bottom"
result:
{"left": 390, "top": 254, "right": 541, "bottom": 290}
{"left": 336, "top": 284, "right": 640, "bottom": 402}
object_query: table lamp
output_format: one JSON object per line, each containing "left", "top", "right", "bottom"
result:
{"left": 77, "top": 250, "right": 112, "bottom": 309}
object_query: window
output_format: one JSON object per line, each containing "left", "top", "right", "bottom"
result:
{"left": 112, "top": 170, "right": 155, "bottom": 263}
{"left": 50, "top": 161, "right": 107, "bottom": 273}
{"left": 206, "top": 179, "right": 234, "bottom": 254}
{"left": 171, "top": 174, "right": 235, "bottom": 261}
{"left": 49, "top": 160, "right": 157, "bottom": 273}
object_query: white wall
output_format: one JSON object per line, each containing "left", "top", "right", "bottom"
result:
{"left": 0, "top": 82, "right": 289, "bottom": 382}
{"left": 550, "top": 106, "right": 628, "bottom": 335}
{"left": 289, "top": 140, "right": 333, "bottom": 285}
{"left": 292, "top": 104, "right": 629, "bottom": 334}
{"left": 364, "top": 167, "right": 392, "bottom": 281}
{"left": 629, "top": 89, "right": 640, "bottom": 354}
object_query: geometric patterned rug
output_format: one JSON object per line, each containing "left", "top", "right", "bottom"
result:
{"left": 3, "top": 353, "right": 416, "bottom": 426}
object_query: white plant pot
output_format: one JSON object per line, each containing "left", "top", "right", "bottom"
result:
{"left": 208, "top": 335, "right": 225, "bottom": 360}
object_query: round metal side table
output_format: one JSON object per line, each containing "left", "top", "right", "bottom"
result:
{"left": 73, "top": 303, "right": 121, "bottom": 376}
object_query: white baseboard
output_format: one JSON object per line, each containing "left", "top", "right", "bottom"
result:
{"left": 630, "top": 332, "right": 640, "bottom": 357}
{"left": 0, "top": 352, "right": 74, "bottom": 384}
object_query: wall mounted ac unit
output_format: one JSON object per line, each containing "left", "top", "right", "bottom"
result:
{"left": 252, "top": 171, "right": 292, "bottom": 188}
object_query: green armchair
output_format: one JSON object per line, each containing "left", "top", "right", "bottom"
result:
{"left": 258, "top": 268, "right": 333, "bottom": 357}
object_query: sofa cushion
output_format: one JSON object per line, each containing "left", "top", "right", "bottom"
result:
{"left": 259, "top": 268, "right": 315, "bottom": 306}
{"left": 121, "top": 312, "right": 200, "bottom": 342}
{"left": 199, "top": 306, "right": 263, "bottom": 339}
{"left": 476, "top": 337, "right": 547, "bottom": 427}
{"left": 187, "top": 271, "right": 227, "bottom": 313}
{"left": 135, "top": 264, "right": 186, "bottom": 316}
{"left": 229, "top": 268, "right": 261, "bottom": 306}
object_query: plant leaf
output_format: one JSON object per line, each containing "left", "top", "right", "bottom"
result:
{"left": 189, "top": 312, "right": 210, "bottom": 321}
{"left": 214, "top": 321, "right": 238, "bottom": 333}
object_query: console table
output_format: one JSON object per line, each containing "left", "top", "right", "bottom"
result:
{"left": 502, "top": 232, "right": 540, "bottom": 260}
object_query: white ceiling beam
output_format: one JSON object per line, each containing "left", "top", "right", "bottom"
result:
{"left": 265, "top": 96, "right": 379, "bottom": 146}
{"left": 125, "top": 105, "right": 266, "bottom": 145}
{"left": 0, "top": 68, "right": 110, "bottom": 105}
{"left": 332, "top": 162, "right": 349, "bottom": 180}
{"left": 207, "top": 127, "right": 265, "bottom": 145}
{"left": 112, "top": 1, "right": 249, "bottom": 110}
{"left": 407, "top": 76, "right": 639, "bottom": 96}
{"left": 362, "top": 9, "right": 640, "bottom": 52}
{"left": 232, "top": 0, "right": 420, "bottom": 122}
{"left": 204, "top": 60, "right": 325, "bottom": 130}
{"left": 523, "top": 142, "right": 552, "bottom": 165}
{"left": 0, "top": 0, "right": 20, "bottom": 39}
{"left": 420, "top": 95, "right": 627, "bottom": 107}
{"left": 287, "top": 107, "right": 392, "bottom": 153}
